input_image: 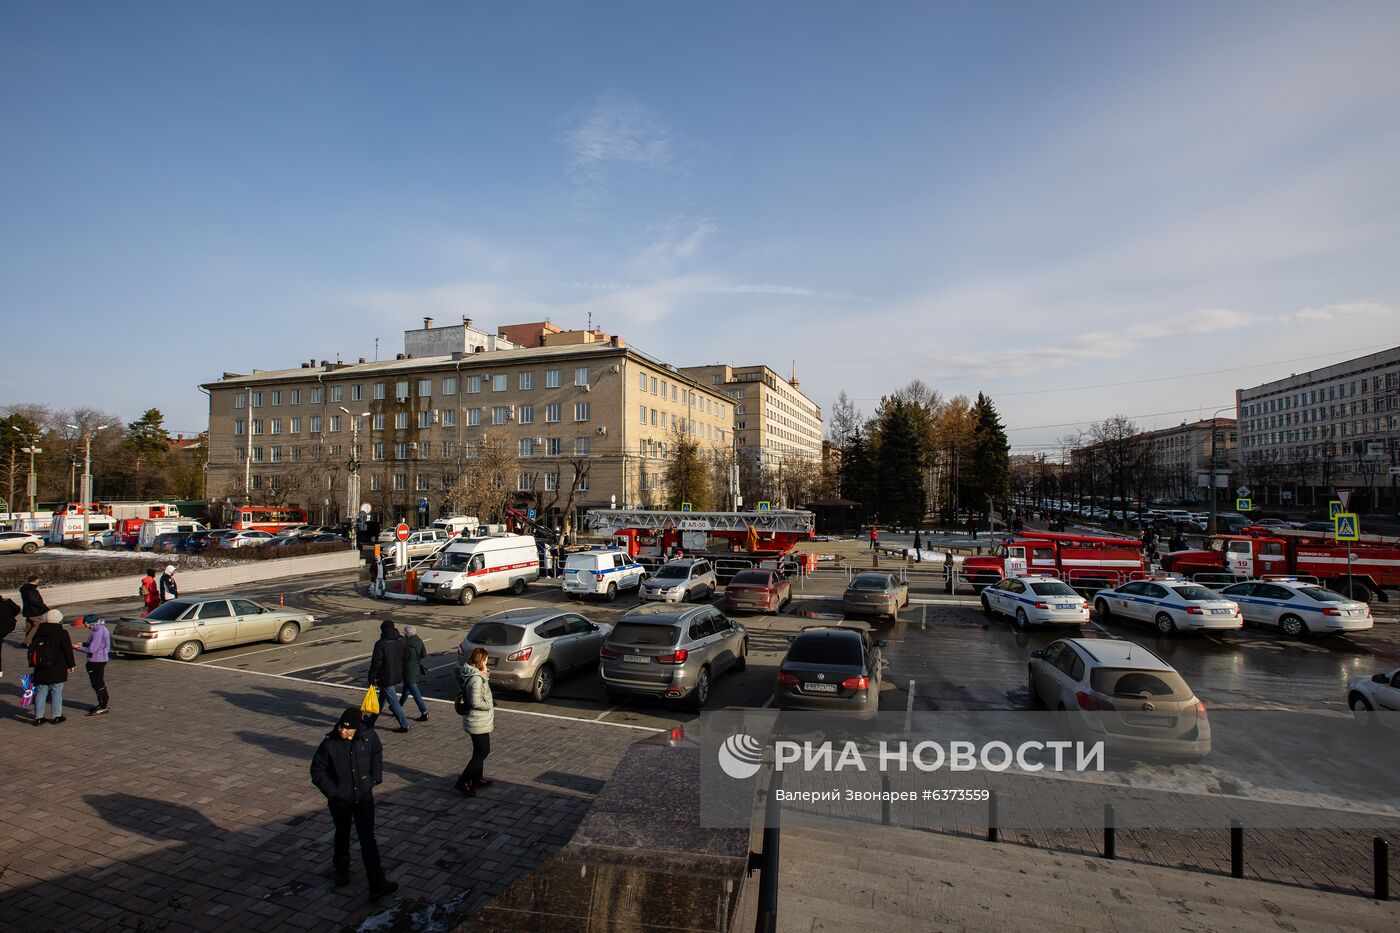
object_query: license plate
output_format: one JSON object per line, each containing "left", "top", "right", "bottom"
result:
{"left": 1210, "top": 608, "right": 1232, "bottom": 615}
{"left": 486, "top": 658, "right": 498, "bottom": 668}
{"left": 1055, "top": 604, "right": 1078, "bottom": 610}
{"left": 1345, "top": 609, "right": 1362, "bottom": 616}
{"left": 624, "top": 654, "right": 651, "bottom": 664}
{"left": 1124, "top": 715, "right": 1177, "bottom": 727}
{"left": 803, "top": 682, "right": 839, "bottom": 694}
{"left": 420, "top": 583, "right": 436, "bottom": 591}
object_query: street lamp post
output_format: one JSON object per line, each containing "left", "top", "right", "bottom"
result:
{"left": 340, "top": 408, "right": 370, "bottom": 521}
{"left": 1207, "top": 406, "right": 1234, "bottom": 536}
{"left": 66, "top": 423, "right": 110, "bottom": 548}
{"left": 20, "top": 437, "right": 41, "bottom": 520}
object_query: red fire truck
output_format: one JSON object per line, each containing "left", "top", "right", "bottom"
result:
{"left": 583, "top": 508, "right": 815, "bottom": 580}
{"left": 1161, "top": 527, "right": 1400, "bottom": 602}
{"left": 960, "top": 531, "right": 1147, "bottom": 592}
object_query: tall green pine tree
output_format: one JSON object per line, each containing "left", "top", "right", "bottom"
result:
{"left": 966, "top": 393, "right": 1010, "bottom": 522}
{"left": 875, "top": 400, "right": 926, "bottom": 527}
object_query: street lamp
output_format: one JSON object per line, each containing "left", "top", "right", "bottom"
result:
{"left": 20, "top": 436, "right": 41, "bottom": 519}
{"left": 1206, "top": 406, "right": 1234, "bottom": 535}
{"left": 340, "top": 408, "right": 370, "bottom": 521}
{"left": 66, "top": 423, "right": 110, "bottom": 547}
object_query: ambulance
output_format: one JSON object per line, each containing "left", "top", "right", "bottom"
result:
{"left": 415, "top": 533, "right": 540, "bottom": 605}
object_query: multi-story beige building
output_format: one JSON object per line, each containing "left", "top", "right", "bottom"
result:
{"left": 202, "top": 322, "right": 733, "bottom": 528}
{"left": 680, "top": 364, "right": 824, "bottom": 505}
{"left": 1142, "top": 418, "right": 1238, "bottom": 503}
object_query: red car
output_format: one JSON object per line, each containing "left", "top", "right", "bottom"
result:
{"left": 722, "top": 569, "right": 793, "bottom": 615}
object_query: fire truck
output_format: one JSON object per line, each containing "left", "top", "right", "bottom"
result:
{"left": 960, "top": 531, "right": 1147, "bottom": 592}
{"left": 1161, "top": 527, "right": 1400, "bottom": 603}
{"left": 583, "top": 508, "right": 815, "bottom": 581}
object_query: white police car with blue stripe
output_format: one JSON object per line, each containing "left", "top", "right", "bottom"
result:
{"left": 562, "top": 547, "right": 647, "bottom": 601}
{"left": 982, "top": 575, "right": 1089, "bottom": 629}
{"left": 1094, "top": 577, "right": 1243, "bottom": 636}
{"left": 1220, "top": 577, "right": 1372, "bottom": 637}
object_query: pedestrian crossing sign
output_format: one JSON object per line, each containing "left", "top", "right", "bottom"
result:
{"left": 1235, "top": 497, "right": 1251, "bottom": 512}
{"left": 1328, "top": 500, "right": 1343, "bottom": 519}
{"left": 681, "top": 502, "right": 692, "bottom": 513}
{"left": 1335, "top": 513, "right": 1359, "bottom": 541}
{"left": 757, "top": 501, "right": 771, "bottom": 511}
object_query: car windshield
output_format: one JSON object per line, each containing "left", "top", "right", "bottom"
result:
{"left": 465, "top": 622, "right": 525, "bottom": 646}
{"left": 1090, "top": 667, "right": 1192, "bottom": 700}
{"left": 786, "top": 634, "right": 863, "bottom": 666}
{"left": 1029, "top": 582, "right": 1077, "bottom": 597}
{"left": 1171, "top": 585, "right": 1218, "bottom": 601}
{"left": 851, "top": 575, "right": 889, "bottom": 591}
{"left": 730, "top": 571, "right": 771, "bottom": 586}
{"left": 436, "top": 551, "right": 472, "bottom": 571}
{"left": 1297, "top": 586, "right": 1351, "bottom": 603}
{"left": 655, "top": 565, "right": 689, "bottom": 579}
{"left": 145, "top": 600, "right": 193, "bottom": 621}
{"left": 609, "top": 622, "right": 680, "bottom": 646}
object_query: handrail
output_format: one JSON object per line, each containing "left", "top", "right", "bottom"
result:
{"left": 749, "top": 767, "right": 782, "bottom": 933}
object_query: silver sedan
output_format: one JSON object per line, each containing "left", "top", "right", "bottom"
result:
{"left": 110, "top": 595, "right": 315, "bottom": 661}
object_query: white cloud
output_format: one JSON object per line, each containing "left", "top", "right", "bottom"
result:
{"left": 627, "top": 217, "right": 717, "bottom": 277}
{"left": 564, "top": 94, "right": 675, "bottom": 205}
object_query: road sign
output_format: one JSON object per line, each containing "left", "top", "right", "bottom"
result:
{"left": 1328, "top": 500, "right": 1343, "bottom": 519}
{"left": 361, "top": 502, "right": 372, "bottom": 514}
{"left": 527, "top": 508, "right": 537, "bottom": 520}
{"left": 1337, "top": 489, "right": 1353, "bottom": 510}
{"left": 418, "top": 497, "right": 428, "bottom": 510}
{"left": 395, "top": 522, "right": 410, "bottom": 541}
{"left": 1236, "top": 486, "right": 1251, "bottom": 498}
{"left": 1389, "top": 466, "right": 1400, "bottom": 476}
{"left": 1235, "top": 498, "right": 1251, "bottom": 512}
{"left": 680, "top": 502, "right": 692, "bottom": 513}
{"left": 757, "top": 501, "right": 771, "bottom": 512}
{"left": 1335, "top": 513, "right": 1359, "bottom": 542}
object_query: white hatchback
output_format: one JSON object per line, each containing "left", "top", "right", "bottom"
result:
{"left": 982, "top": 576, "right": 1088, "bottom": 629}
{"left": 1219, "top": 579, "right": 1372, "bottom": 637}
{"left": 1094, "top": 578, "right": 1243, "bottom": 636}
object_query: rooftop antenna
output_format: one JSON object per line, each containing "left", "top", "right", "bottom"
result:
{"left": 587, "top": 309, "right": 593, "bottom": 332}
{"left": 374, "top": 337, "right": 379, "bottom": 361}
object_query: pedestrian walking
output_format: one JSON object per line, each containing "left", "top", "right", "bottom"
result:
{"left": 943, "top": 555, "right": 955, "bottom": 594}
{"left": 967, "top": 515, "right": 978, "bottom": 540}
{"left": 912, "top": 531, "right": 923, "bottom": 562}
{"left": 0, "top": 594, "right": 20, "bottom": 678}
{"left": 1169, "top": 531, "right": 1186, "bottom": 554}
{"left": 159, "top": 565, "right": 179, "bottom": 603}
{"left": 29, "top": 609, "right": 74, "bottom": 725}
{"left": 19, "top": 575, "right": 49, "bottom": 646}
{"left": 139, "top": 568, "right": 160, "bottom": 617}
{"left": 454, "top": 646, "right": 494, "bottom": 797}
{"left": 870, "top": 525, "right": 879, "bottom": 550}
{"left": 74, "top": 615, "right": 111, "bottom": 716}
{"left": 309, "top": 706, "right": 399, "bottom": 898}
{"left": 399, "top": 624, "right": 429, "bottom": 723}
{"left": 367, "top": 620, "right": 410, "bottom": 733}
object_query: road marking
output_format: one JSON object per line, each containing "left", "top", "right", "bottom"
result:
{"left": 761, "top": 694, "right": 775, "bottom": 709}
{"left": 197, "top": 634, "right": 348, "bottom": 664}
{"left": 156, "top": 658, "right": 664, "bottom": 732}
{"left": 592, "top": 706, "right": 618, "bottom": 721}
{"left": 921, "top": 605, "right": 927, "bottom": 630}
{"left": 427, "top": 659, "right": 461, "bottom": 673}
{"left": 904, "top": 679, "right": 915, "bottom": 731}
{"left": 281, "top": 652, "right": 373, "bottom": 675}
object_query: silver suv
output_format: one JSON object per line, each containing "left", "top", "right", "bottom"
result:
{"left": 457, "top": 608, "right": 612, "bottom": 702}
{"left": 639, "top": 558, "right": 717, "bottom": 603}
{"left": 599, "top": 604, "right": 747, "bottom": 710}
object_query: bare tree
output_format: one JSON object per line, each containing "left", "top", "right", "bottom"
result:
{"left": 444, "top": 432, "right": 516, "bottom": 522}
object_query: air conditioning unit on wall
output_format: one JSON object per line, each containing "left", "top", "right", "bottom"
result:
{"left": 596, "top": 426, "right": 608, "bottom": 436}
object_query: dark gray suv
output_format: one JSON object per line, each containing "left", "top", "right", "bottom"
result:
{"left": 599, "top": 604, "right": 747, "bottom": 710}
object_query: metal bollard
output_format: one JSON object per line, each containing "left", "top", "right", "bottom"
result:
{"left": 1376, "top": 837, "right": 1390, "bottom": 901}
{"left": 279, "top": 593, "right": 285, "bottom": 607}
{"left": 987, "top": 790, "right": 999, "bottom": 842}
{"left": 881, "top": 775, "right": 892, "bottom": 826}
{"left": 1103, "top": 804, "right": 1116, "bottom": 860}
{"left": 1230, "top": 820, "right": 1244, "bottom": 879}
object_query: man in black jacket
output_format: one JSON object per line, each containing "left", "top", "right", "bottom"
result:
{"left": 19, "top": 575, "right": 49, "bottom": 647}
{"left": 0, "top": 595, "right": 19, "bottom": 678}
{"left": 366, "top": 620, "right": 410, "bottom": 733}
{"left": 309, "top": 707, "right": 399, "bottom": 897}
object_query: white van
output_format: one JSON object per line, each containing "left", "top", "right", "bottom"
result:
{"left": 138, "top": 519, "right": 207, "bottom": 550}
{"left": 430, "top": 515, "right": 480, "bottom": 537}
{"left": 416, "top": 533, "right": 539, "bottom": 605}
{"left": 562, "top": 547, "right": 647, "bottom": 601}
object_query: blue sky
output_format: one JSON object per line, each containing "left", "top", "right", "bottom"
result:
{"left": 3, "top": 1, "right": 1398, "bottom": 450}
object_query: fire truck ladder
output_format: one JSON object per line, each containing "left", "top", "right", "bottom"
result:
{"left": 583, "top": 509, "right": 815, "bottom": 535}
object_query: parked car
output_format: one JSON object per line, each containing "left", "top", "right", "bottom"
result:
{"left": 457, "top": 608, "right": 612, "bottom": 702}
{"left": 417, "top": 534, "right": 539, "bottom": 605}
{"left": 842, "top": 571, "right": 909, "bottom": 621}
{"left": 639, "top": 558, "right": 718, "bottom": 604}
{"left": 981, "top": 575, "right": 1088, "bottom": 629}
{"left": 722, "top": 569, "right": 793, "bottom": 615}
{"left": 775, "top": 626, "right": 884, "bottom": 717}
{"left": 1093, "top": 578, "right": 1243, "bottom": 635}
{"left": 219, "top": 530, "right": 275, "bottom": 549}
{"left": 599, "top": 603, "right": 747, "bottom": 710}
{"left": 274, "top": 523, "right": 316, "bottom": 538}
{"left": 149, "top": 532, "right": 189, "bottom": 553}
{"left": 1027, "top": 637, "right": 1210, "bottom": 758}
{"left": 110, "top": 595, "right": 315, "bottom": 661}
{"left": 561, "top": 547, "right": 647, "bottom": 601}
{"left": 1347, "top": 667, "right": 1400, "bottom": 730}
{"left": 184, "top": 529, "right": 232, "bottom": 552}
{"left": 1219, "top": 579, "right": 1372, "bottom": 637}
{"left": 0, "top": 531, "right": 45, "bottom": 554}
{"left": 399, "top": 528, "right": 451, "bottom": 559}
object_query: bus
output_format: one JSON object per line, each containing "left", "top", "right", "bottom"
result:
{"left": 224, "top": 506, "right": 308, "bottom": 533}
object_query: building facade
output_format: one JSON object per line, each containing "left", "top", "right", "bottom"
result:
{"left": 203, "top": 326, "right": 733, "bottom": 528}
{"left": 1141, "top": 418, "right": 1238, "bottom": 503}
{"left": 1236, "top": 346, "right": 1400, "bottom": 510}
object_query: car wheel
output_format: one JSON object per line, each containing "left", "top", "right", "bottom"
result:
{"left": 173, "top": 640, "right": 203, "bottom": 662}
{"left": 1342, "top": 580, "right": 1374, "bottom": 604}
{"left": 511, "top": 578, "right": 527, "bottom": 596}
{"left": 734, "top": 640, "right": 748, "bottom": 672}
{"left": 1350, "top": 694, "right": 1376, "bottom": 729}
{"left": 276, "top": 622, "right": 300, "bottom": 644}
{"left": 21, "top": 542, "right": 37, "bottom": 553}
{"left": 688, "top": 667, "right": 711, "bottom": 711}
{"left": 605, "top": 582, "right": 617, "bottom": 602}
{"left": 1279, "top": 614, "right": 1308, "bottom": 639}
{"left": 458, "top": 587, "right": 474, "bottom": 606}
{"left": 1015, "top": 608, "right": 1029, "bottom": 631}
{"left": 1095, "top": 599, "right": 1112, "bottom": 621}
{"left": 1155, "top": 613, "right": 1177, "bottom": 636}
{"left": 1026, "top": 668, "right": 1042, "bottom": 708}
{"left": 981, "top": 594, "right": 995, "bottom": 617}
{"left": 530, "top": 664, "right": 555, "bottom": 702}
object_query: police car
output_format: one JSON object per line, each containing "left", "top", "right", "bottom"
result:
{"left": 561, "top": 547, "right": 647, "bottom": 601}
{"left": 981, "top": 575, "right": 1089, "bottom": 628}
{"left": 1219, "top": 577, "right": 1373, "bottom": 637}
{"left": 1093, "top": 577, "right": 1243, "bottom": 636}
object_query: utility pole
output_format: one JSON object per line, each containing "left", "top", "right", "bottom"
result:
{"left": 21, "top": 437, "right": 41, "bottom": 519}
{"left": 67, "top": 422, "right": 110, "bottom": 548}
{"left": 341, "top": 408, "right": 370, "bottom": 521}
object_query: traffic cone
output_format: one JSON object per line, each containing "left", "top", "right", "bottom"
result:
{"left": 74, "top": 615, "right": 87, "bottom": 628}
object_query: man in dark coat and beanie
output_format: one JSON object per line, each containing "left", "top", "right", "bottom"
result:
{"left": 310, "top": 707, "right": 399, "bottom": 897}
{"left": 367, "top": 620, "right": 410, "bottom": 732}
{"left": 20, "top": 575, "right": 49, "bottom": 646}
{"left": 29, "top": 609, "right": 75, "bottom": 724}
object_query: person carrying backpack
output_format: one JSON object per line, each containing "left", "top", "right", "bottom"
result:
{"left": 139, "top": 569, "right": 160, "bottom": 617}
{"left": 159, "top": 565, "right": 179, "bottom": 603}
{"left": 0, "top": 594, "right": 20, "bottom": 678}
{"left": 29, "top": 609, "right": 75, "bottom": 725}
{"left": 398, "top": 625, "right": 429, "bottom": 723}
{"left": 19, "top": 575, "right": 49, "bottom": 646}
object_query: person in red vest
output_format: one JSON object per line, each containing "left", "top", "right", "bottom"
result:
{"left": 139, "top": 569, "right": 160, "bottom": 617}
{"left": 870, "top": 526, "right": 879, "bottom": 550}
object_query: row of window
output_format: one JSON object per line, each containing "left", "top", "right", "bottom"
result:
{"left": 1244, "top": 396, "right": 1398, "bottom": 435}
{"left": 638, "top": 369, "right": 729, "bottom": 419}
{"left": 247, "top": 470, "right": 591, "bottom": 494}
{"left": 234, "top": 402, "right": 593, "bottom": 437}
{"left": 1242, "top": 373, "right": 1398, "bottom": 417}
{"left": 636, "top": 406, "right": 727, "bottom": 441}
{"left": 1244, "top": 416, "right": 1398, "bottom": 448}
{"left": 233, "top": 368, "right": 599, "bottom": 410}
{"left": 235, "top": 435, "right": 596, "bottom": 463}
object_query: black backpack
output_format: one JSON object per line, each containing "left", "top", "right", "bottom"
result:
{"left": 0, "top": 597, "right": 18, "bottom": 640}
{"left": 30, "top": 629, "right": 59, "bottom": 669}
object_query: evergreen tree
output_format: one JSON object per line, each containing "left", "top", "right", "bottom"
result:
{"left": 875, "top": 399, "right": 926, "bottom": 526}
{"left": 839, "top": 427, "right": 877, "bottom": 509}
{"left": 123, "top": 408, "right": 171, "bottom": 498}
{"left": 966, "top": 393, "right": 1011, "bottom": 524}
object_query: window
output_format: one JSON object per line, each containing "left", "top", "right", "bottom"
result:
{"left": 546, "top": 369, "right": 561, "bottom": 388}
{"left": 373, "top": 382, "right": 386, "bottom": 400}
{"left": 578, "top": 474, "right": 589, "bottom": 491}
{"left": 290, "top": 417, "right": 301, "bottom": 434}
{"left": 394, "top": 442, "right": 409, "bottom": 460}
{"left": 519, "top": 438, "right": 536, "bottom": 457}
{"left": 518, "top": 473, "right": 534, "bottom": 491}
{"left": 370, "top": 475, "right": 383, "bottom": 491}
{"left": 252, "top": 392, "right": 263, "bottom": 408}
{"left": 442, "top": 409, "right": 456, "bottom": 427}
{"left": 310, "top": 387, "right": 323, "bottom": 404}
{"left": 309, "top": 415, "right": 322, "bottom": 433}
{"left": 467, "top": 408, "right": 481, "bottom": 426}
{"left": 350, "top": 384, "right": 362, "bottom": 401}
{"left": 518, "top": 404, "right": 534, "bottom": 424}
{"left": 330, "top": 387, "right": 342, "bottom": 403}
{"left": 442, "top": 440, "right": 455, "bottom": 458}
{"left": 650, "top": 409, "right": 658, "bottom": 426}
{"left": 252, "top": 446, "right": 264, "bottom": 462}
{"left": 639, "top": 371, "right": 648, "bottom": 390}
{"left": 574, "top": 402, "right": 591, "bottom": 421}
{"left": 649, "top": 376, "right": 657, "bottom": 394}
{"left": 373, "top": 443, "right": 385, "bottom": 460}
{"left": 235, "top": 420, "right": 246, "bottom": 436}
{"left": 393, "top": 473, "right": 407, "bottom": 491}
{"left": 270, "top": 390, "right": 283, "bottom": 406}
{"left": 416, "top": 474, "right": 430, "bottom": 491}
{"left": 576, "top": 367, "right": 591, "bottom": 387}
{"left": 660, "top": 380, "right": 667, "bottom": 397}
{"left": 270, "top": 419, "right": 282, "bottom": 435}
{"left": 545, "top": 472, "right": 559, "bottom": 491}
{"left": 492, "top": 374, "right": 507, "bottom": 392}
{"left": 395, "top": 412, "right": 409, "bottom": 430}
{"left": 396, "top": 380, "right": 409, "bottom": 399}
{"left": 640, "top": 405, "right": 648, "bottom": 424}
{"left": 252, "top": 419, "right": 264, "bottom": 436}
{"left": 235, "top": 393, "right": 247, "bottom": 409}
{"left": 546, "top": 437, "right": 562, "bottom": 456}
{"left": 467, "top": 375, "right": 482, "bottom": 394}
{"left": 672, "top": 385, "right": 678, "bottom": 401}
{"left": 419, "top": 379, "right": 432, "bottom": 397}
{"left": 270, "top": 446, "right": 282, "bottom": 462}
{"left": 290, "top": 446, "right": 301, "bottom": 462}
{"left": 575, "top": 436, "right": 591, "bottom": 455}
{"left": 519, "top": 372, "right": 533, "bottom": 390}
{"left": 442, "top": 376, "right": 457, "bottom": 395}
{"left": 418, "top": 411, "right": 432, "bottom": 428}
{"left": 545, "top": 403, "right": 560, "bottom": 423}
{"left": 372, "top": 413, "right": 384, "bottom": 430}
{"left": 492, "top": 406, "right": 510, "bottom": 425}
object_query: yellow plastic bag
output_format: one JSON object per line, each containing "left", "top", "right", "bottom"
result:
{"left": 360, "top": 686, "right": 380, "bottom": 715}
